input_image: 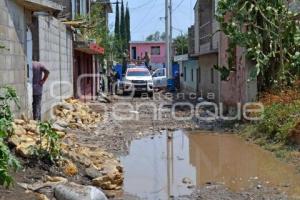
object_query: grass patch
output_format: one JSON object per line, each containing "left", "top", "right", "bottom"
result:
{"left": 239, "top": 89, "right": 300, "bottom": 171}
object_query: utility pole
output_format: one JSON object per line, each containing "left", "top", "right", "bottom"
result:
{"left": 165, "top": 0, "right": 170, "bottom": 79}
{"left": 169, "top": 0, "right": 173, "bottom": 78}
{"left": 165, "top": 0, "right": 173, "bottom": 79}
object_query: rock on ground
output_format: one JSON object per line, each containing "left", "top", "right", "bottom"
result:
{"left": 54, "top": 182, "right": 108, "bottom": 200}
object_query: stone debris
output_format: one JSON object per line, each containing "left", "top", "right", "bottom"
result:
{"left": 18, "top": 176, "right": 68, "bottom": 191}
{"left": 61, "top": 138, "right": 124, "bottom": 191}
{"left": 35, "top": 193, "right": 50, "bottom": 200}
{"left": 61, "top": 159, "right": 79, "bottom": 176}
{"left": 182, "top": 177, "right": 192, "bottom": 185}
{"left": 9, "top": 99, "right": 124, "bottom": 198}
{"left": 9, "top": 119, "right": 47, "bottom": 158}
{"left": 53, "top": 98, "right": 102, "bottom": 131}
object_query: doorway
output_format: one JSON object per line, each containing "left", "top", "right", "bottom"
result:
{"left": 26, "top": 26, "right": 33, "bottom": 117}
{"left": 131, "top": 47, "right": 137, "bottom": 60}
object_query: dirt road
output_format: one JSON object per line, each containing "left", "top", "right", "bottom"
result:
{"left": 1, "top": 93, "right": 296, "bottom": 200}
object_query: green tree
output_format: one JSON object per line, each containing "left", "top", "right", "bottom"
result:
{"left": 216, "top": 0, "right": 300, "bottom": 90}
{"left": 114, "top": 1, "right": 120, "bottom": 40}
{"left": 120, "top": 0, "right": 126, "bottom": 50}
{"left": 0, "top": 86, "right": 20, "bottom": 188}
{"left": 146, "top": 31, "right": 165, "bottom": 41}
{"left": 173, "top": 34, "right": 188, "bottom": 55}
{"left": 125, "top": 3, "right": 131, "bottom": 49}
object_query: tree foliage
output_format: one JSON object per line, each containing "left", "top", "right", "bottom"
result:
{"left": 146, "top": 31, "right": 166, "bottom": 41}
{"left": 32, "top": 122, "right": 61, "bottom": 163}
{"left": 113, "top": 0, "right": 131, "bottom": 60}
{"left": 125, "top": 3, "right": 131, "bottom": 49}
{"left": 120, "top": 0, "right": 126, "bottom": 49}
{"left": 0, "top": 86, "right": 20, "bottom": 188}
{"left": 114, "top": 1, "right": 120, "bottom": 40}
{"left": 216, "top": 0, "right": 300, "bottom": 90}
{"left": 173, "top": 34, "right": 188, "bottom": 55}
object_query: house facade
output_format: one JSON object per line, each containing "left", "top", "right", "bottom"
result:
{"left": 52, "top": 0, "right": 111, "bottom": 100}
{"left": 189, "top": 0, "right": 220, "bottom": 103}
{"left": 0, "top": 0, "right": 112, "bottom": 120}
{"left": 174, "top": 54, "right": 198, "bottom": 92}
{"left": 0, "top": 0, "right": 74, "bottom": 119}
{"left": 184, "top": 0, "right": 257, "bottom": 108}
{"left": 129, "top": 41, "right": 166, "bottom": 68}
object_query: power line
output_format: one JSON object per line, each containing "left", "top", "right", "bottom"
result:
{"left": 132, "top": 0, "right": 158, "bottom": 32}
{"left": 130, "top": 0, "right": 153, "bottom": 10}
{"left": 173, "top": 0, "right": 184, "bottom": 11}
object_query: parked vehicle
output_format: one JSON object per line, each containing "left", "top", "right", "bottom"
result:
{"left": 123, "top": 68, "right": 154, "bottom": 95}
{"left": 152, "top": 68, "right": 167, "bottom": 88}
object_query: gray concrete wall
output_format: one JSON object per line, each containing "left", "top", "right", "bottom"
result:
{"left": 198, "top": 53, "right": 220, "bottom": 103}
{"left": 37, "top": 16, "right": 73, "bottom": 119}
{"left": 180, "top": 59, "right": 199, "bottom": 93}
{"left": 0, "top": 0, "right": 27, "bottom": 115}
{"left": 0, "top": 0, "right": 74, "bottom": 120}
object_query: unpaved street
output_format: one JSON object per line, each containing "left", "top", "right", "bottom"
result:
{"left": 74, "top": 94, "right": 298, "bottom": 200}
{"left": 1, "top": 93, "right": 299, "bottom": 200}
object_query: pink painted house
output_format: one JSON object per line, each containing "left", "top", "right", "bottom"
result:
{"left": 129, "top": 41, "right": 166, "bottom": 67}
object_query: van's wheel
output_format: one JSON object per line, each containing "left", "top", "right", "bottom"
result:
{"left": 123, "top": 90, "right": 129, "bottom": 96}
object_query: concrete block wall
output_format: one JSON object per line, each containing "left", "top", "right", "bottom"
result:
{"left": 198, "top": 53, "right": 220, "bottom": 103}
{"left": 37, "top": 16, "right": 73, "bottom": 119}
{"left": 219, "top": 31, "right": 257, "bottom": 106}
{"left": 0, "top": 0, "right": 27, "bottom": 116}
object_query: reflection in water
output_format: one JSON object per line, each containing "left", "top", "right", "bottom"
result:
{"left": 120, "top": 131, "right": 300, "bottom": 199}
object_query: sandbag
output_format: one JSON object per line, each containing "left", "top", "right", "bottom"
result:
{"left": 54, "top": 183, "right": 107, "bottom": 200}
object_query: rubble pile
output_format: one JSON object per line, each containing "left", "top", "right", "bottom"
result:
{"left": 61, "top": 136, "right": 124, "bottom": 190}
{"left": 54, "top": 98, "right": 102, "bottom": 130}
{"left": 9, "top": 119, "right": 65, "bottom": 158}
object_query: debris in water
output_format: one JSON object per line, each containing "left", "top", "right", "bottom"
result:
{"left": 182, "top": 177, "right": 192, "bottom": 185}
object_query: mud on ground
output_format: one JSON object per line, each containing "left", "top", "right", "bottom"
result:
{"left": 0, "top": 93, "right": 292, "bottom": 200}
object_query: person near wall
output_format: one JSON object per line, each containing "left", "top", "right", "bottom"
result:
{"left": 32, "top": 61, "right": 50, "bottom": 121}
{"left": 122, "top": 50, "right": 129, "bottom": 75}
{"left": 144, "top": 52, "right": 151, "bottom": 69}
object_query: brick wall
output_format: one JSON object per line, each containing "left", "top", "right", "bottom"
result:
{"left": 37, "top": 16, "right": 73, "bottom": 119}
{"left": 0, "top": 0, "right": 27, "bottom": 116}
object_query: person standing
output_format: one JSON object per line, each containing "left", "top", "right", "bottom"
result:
{"left": 144, "top": 52, "right": 150, "bottom": 69}
{"left": 32, "top": 61, "right": 49, "bottom": 121}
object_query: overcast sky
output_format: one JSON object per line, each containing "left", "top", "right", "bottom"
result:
{"left": 108, "top": 0, "right": 197, "bottom": 41}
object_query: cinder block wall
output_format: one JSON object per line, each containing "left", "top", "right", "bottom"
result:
{"left": 0, "top": 0, "right": 27, "bottom": 116}
{"left": 198, "top": 53, "right": 220, "bottom": 103}
{"left": 37, "top": 16, "right": 73, "bottom": 119}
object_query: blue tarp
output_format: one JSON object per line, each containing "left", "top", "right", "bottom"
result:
{"left": 113, "top": 64, "right": 123, "bottom": 80}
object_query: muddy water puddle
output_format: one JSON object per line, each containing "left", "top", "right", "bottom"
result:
{"left": 120, "top": 131, "right": 300, "bottom": 199}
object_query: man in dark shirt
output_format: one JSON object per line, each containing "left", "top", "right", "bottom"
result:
{"left": 32, "top": 61, "right": 49, "bottom": 121}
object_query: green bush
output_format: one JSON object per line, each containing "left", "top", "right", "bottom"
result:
{"left": 33, "top": 122, "right": 61, "bottom": 163}
{"left": 0, "top": 86, "right": 20, "bottom": 188}
{"left": 0, "top": 139, "right": 20, "bottom": 187}
{"left": 256, "top": 101, "right": 300, "bottom": 143}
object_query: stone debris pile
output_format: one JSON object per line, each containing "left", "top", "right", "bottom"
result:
{"left": 9, "top": 119, "right": 65, "bottom": 158}
{"left": 53, "top": 98, "right": 102, "bottom": 131}
{"left": 62, "top": 135, "right": 124, "bottom": 191}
